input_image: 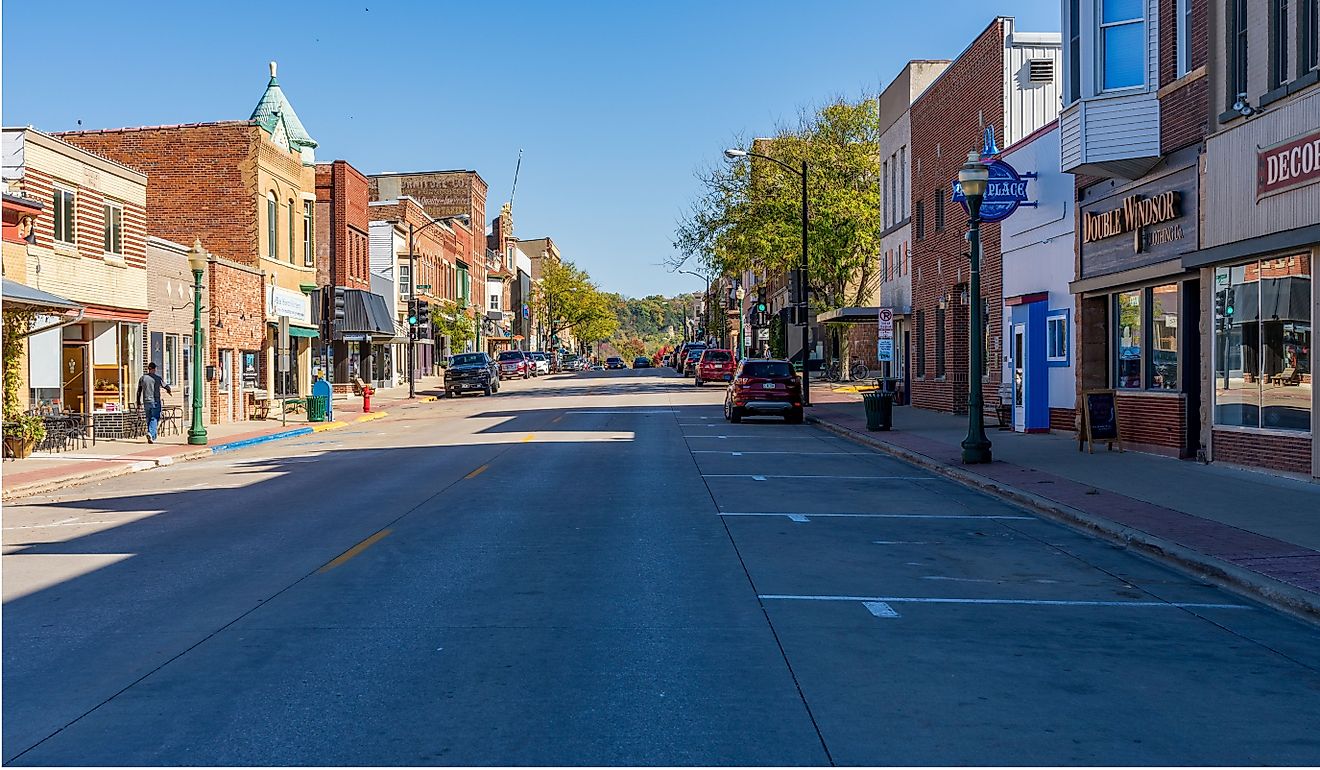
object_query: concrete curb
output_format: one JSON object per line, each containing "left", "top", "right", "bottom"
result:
{"left": 3, "top": 408, "right": 399, "bottom": 501}
{"left": 808, "top": 414, "right": 1320, "bottom": 627}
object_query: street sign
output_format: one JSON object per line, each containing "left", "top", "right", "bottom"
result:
{"left": 756, "top": 327, "right": 769, "bottom": 341}
{"left": 877, "top": 307, "right": 894, "bottom": 363}
{"left": 416, "top": 284, "right": 432, "bottom": 291}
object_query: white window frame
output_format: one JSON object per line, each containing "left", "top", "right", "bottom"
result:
{"left": 882, "top": 160, "right": 889, "bottom": 229}
{"left": 1176, "top": 0, "right": 1192, "bottom": 77}
{"left": 1046, "top": 313, "right": 1069, "bottom": 362}
{"left": 303, "top": 200, "right": 314, "bottom": 267}
{"left": 266, "top": 192, "right": 278, "bottom": 260}
{"left": 102, "top": 200, "right": 123, "bottom": 257}
{"left": 53, "top": 186, "right": 76, "bottom": 245}
{"left": 899, "top": 146, "right": 907, "bottom": 220}
{"left": 399, "top": 263, "right": 412, "bottom": 300}
{"left": 1098, "top": 0, "right": 1148, "bottom": 93}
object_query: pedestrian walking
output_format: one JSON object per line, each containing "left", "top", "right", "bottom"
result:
{"left": 136, "top": 362, "right": 172, "bottom": 444}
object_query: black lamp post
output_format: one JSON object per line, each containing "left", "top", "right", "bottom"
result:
{"left": 186, "top": 240, "right": 209, "bottom": 445}
{"left": 677, "top": 268, "right": 711, "bottom": 341}
{"left": 724, "top": 148, "right": 810, "bottom": 406}
{"left": 957, "top": 151, "right": 992, "bottom": 464}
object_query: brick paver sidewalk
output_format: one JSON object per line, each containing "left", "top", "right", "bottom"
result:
{"left": 807, "top": 388, "right": 1320, "bottom": 622}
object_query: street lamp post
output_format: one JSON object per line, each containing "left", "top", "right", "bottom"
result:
{"left": 724, "top": 148, "right": 810, "bottom": 405}
{"left": 735, "top": 285, "right": 746, "bottom": 359}
{"left": 677, "top": 268, "right": 711, "bottom": 341}
{"left": 186, "top": 240, "right": 209, "bottom": 446}
{"left": 958, "top": 151, "right": 992, "bottom": 464}
{"left": 404, "top": 213, "right": 470, "bottom": 399}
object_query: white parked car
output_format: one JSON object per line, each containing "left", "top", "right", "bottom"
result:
{"left": 530, "top": 351, "right": 551, "bottom": 376}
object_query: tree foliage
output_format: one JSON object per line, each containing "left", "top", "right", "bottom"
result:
{"left": 674, "top": 96, "right": 882, "bottom": 312}
{"left": 532, "top": 260, "right": 618, "bottom": 345}
{"left": 430, "top": 303, "right": 476, "bottom": 353}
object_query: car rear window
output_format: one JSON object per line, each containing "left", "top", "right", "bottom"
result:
{"left": 741, "top": 361, "right": 794, "bottom": 379}
{"left": 702, "top": 351, "right": 731, "bottom": 362}
{"left": 497, "top": 351, "right": 524, "bottom": 361}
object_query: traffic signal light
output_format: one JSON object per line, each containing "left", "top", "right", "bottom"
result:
{"left": 333, "top": 287, "right": 347, "bottom": 324}
{"left": 416, "top": 301, "right": 431, "bottom": 335}
{"left": 407, "top": 298, "right": 418, "bottom": 326}
{"left": 755, "top": 287, "right": 767, "bottom": 314}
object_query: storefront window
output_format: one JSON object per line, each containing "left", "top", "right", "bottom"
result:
{"left": 1149, "top": 283, "right": 1179, "bottom": 390}
{"left": 1115, "top": 290, "right": 1142, "bottom": 388}
{"left": 218, "top": 349, "right": 232, "bottom": 394}
{"left": 1215, "top": 255, "right": 1311, "bottom": 431}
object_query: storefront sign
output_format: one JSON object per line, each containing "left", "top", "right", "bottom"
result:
{"left": 267, "top": 286, "right": 311, "bottom": 324}
{"left": 1077, "top": 164, "right": 1198, "bottom": 280}
{"left": 1257, "top": 128, "right": 1320, "bottom": 199}
{"left": 952, "top": 159, "right": 1034, "bottom": 223}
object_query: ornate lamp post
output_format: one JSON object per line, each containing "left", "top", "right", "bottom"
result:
{"left": 957, "top": 151, "right": 992, "bottom": 464}
{"left": 735, "top": 285, "right": 746, "bottom": 359}
{"left": 725, "top": 148, "right": 810, "bottom": 405}
{"left": 186, "top": 240, "right": 209, "bottom": 446}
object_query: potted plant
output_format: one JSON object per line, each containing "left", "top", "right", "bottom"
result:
{"left": 3, "top": 414, "right": 46, "bottom": 459}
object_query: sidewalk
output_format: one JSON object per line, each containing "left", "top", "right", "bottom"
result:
{"left": 1, "top": 376, "right": 445, "bottom": 500}
{"left": 807, "top": 386, "right": 1320, "bottom": 623}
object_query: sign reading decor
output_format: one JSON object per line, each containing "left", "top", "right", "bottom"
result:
{"left": 1257, "top": 128, "right": 1320, "bottom": 199}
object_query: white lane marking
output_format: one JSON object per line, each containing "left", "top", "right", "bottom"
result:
{"left": 3, "top": 517, "right": 82, "bottom": 530}
{"left": 873, "top": 540, "right": 933, "bottom": 545}
{"left": 691, "top": 450, "right": 868, "bottom": 456}
{"left": 787, "top": 514, "right": 810, "bottom": 523}
{"left": 864, "top": 601, "right": 900, "bottom": 618}
{"left": 564, "top": 410, "right": 674, "bottom": 415}
{"left": 720, "top": 512, "right": 1033, "bottom": 520}
{"left": 731, "top": 452, "right": 743, "bottom": 456}
{"left": 758, "top": 595, "right": 1251, "bottom": 610}
{"left": 923, "top": 576, "right": 997, "bottom": 583}
{"left": 703, "top": 474, "right": 934, "bottom": 480}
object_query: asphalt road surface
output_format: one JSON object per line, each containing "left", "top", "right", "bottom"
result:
{"left": 4, "top": 368, "right": 1319, "bottom": 765}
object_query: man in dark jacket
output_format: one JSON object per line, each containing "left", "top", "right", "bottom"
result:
{"left": 136, "top": 362, "right": 172, "bottom": 444}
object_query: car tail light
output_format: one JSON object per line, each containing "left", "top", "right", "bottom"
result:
{"left": 734, "top": 377, "right": 749, "bottom": 386}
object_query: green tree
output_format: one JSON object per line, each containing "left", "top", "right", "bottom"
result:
{"left": 674, "top": 96, "right": 882, "bottom": 313}
{"left": 431, "top": 303, "right": 476, "bottom": 355}
{"left": 533, "top": 260, "right": 618, "bottom": 346}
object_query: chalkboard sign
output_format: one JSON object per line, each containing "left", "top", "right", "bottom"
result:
{"left": 1079, "top": 389, "right": 1124, "bottom": 453}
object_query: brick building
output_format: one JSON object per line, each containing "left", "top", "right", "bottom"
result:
{"left": 1180, "top": 0, "right": 1318, "bottom": 477}
{"left": 58, "top": 62, "right": 322, "bottom": 423}
{"left": 909, "top": 18, "right": 1061, "bottom": 415}
{"left": 1, "top": 128, "right": 150, "bottom": 418}
{"left": 315, "top": 160, "right": 394, "bottom": 386}
{"left": 1061, "top": 0, "right": 1210, "bottom": 458}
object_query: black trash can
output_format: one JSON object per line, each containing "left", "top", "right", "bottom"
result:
{"left": 862, "top": 389, "right": 895, "bottom": 431}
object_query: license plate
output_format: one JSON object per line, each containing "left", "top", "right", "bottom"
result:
{"left": 762, "top": 383, "right": 777, "bottom": 389}
{"left": 723, "top": 374, "right": 733, "bottom": 381}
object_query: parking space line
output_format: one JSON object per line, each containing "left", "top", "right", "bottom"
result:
{"left": 704, "top": 474, "right": 934, "bottom": 480}
{"left": 864, "top": 601, "right": 901, "bottom": 618}
{"left": 787, "top": 514, "right": 810, "bottom": 523}
{"left": 691, "top": 450, "right": 869, "bottom": 456}
{"left": 758, "top": 594, "right": 1251, "bottom": 610}
{"left": 720, "top": 512, "right": 1035, "bottom": 520}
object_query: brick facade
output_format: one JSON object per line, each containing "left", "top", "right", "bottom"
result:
{"left": 1116, "top": 392, "right": 1187, "bottom": 455}
{"left": 1158, "top": 0, "right": 1211, "bottom": 155}
{"left": 204, "top": 257, "right": 265, "bottom": 424}
{"left": 909, "top": 19, "right": 1007, "bottom": 415}
{"left": 1211, "top": 429, "right": 1313, "bottom": 476}
{"left": 315, "top": 160, "right": 371, "bottom": 291}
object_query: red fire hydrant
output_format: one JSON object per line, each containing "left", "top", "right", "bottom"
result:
{"left": 363, "top": 385, "right": 375, "bottom": 412}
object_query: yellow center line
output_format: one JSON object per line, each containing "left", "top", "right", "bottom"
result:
{"left": 551, "top": 415, "right": 563, "bottom": 424}
{"left": 318, "top": 529, "right": 391, "bottom": 573}
{"left": 521, "top": 433, "right": 536, "bottom": 442}
{"left": 465, "top": 463, "right": 490, "bottom": 479}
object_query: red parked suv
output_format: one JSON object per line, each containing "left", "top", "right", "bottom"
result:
{"left": 724, "top": 359, "right": 804, "bottom": 424}
{"left": 496, "top": 350, "right": 532, "bottom": 379}
{"left": 694, "top": 349, "right": 735, "bottom": 386}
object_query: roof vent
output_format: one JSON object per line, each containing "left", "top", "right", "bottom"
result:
{"left": 1029, "top": 59, "right": 1054, "bottom": 83}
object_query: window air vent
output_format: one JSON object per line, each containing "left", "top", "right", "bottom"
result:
{"left": 1029, "top": 59, "right": 1054, "bottom": 83}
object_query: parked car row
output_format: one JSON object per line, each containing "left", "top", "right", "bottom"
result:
{"left": 495, "top": 350, "right": 552, "bottom": 379}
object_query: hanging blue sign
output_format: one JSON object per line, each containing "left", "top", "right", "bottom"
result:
{"left": 950, "top": 126, "right": 1035, "bottom": 223}
{"left": 952, "top": 158, "right": 1033, "bottom": 222}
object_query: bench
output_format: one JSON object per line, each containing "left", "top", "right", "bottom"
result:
{"left": 249, "top": 389, "right": 270, "bottom": 421}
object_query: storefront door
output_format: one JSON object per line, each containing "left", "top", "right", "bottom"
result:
{"left": 61, "top": 345, "right": 88, "bottom": 414}
{"left": 1013, "top": 324, "right": 1027, "bottom": 432}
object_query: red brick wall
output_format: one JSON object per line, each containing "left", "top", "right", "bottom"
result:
{"left": 1158, "top": 0, "right": 1210, "bottom": 154}
{"left": 1212, "top": 429, "right": 1312, "bottom": 475}
{"left": 1049, "top": 407, "right": 1078, "bottom": 433}
{"left": 369, "top": 199, "right": 459, "bottom": 306}
{"left": 205, "top": 259, "right": 265, "bottom": 424}
{"left": 315, "top": 160, "right": 372, "bottom": 290}
{"left": 58, "top": 123, "right": 260, "bottom": 266}
{"left": 909, "top": 19, "right": 1006, "bottom": 414}
{"left": 1116, "top": 392, "right": 1186, "bottom": 453}
{"left": 22, "top": 167, "right": 147, "bottom": 270}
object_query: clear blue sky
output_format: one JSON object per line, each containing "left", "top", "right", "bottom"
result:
{"left": 2, "top": 0, "right": 1060, "bottom": 298}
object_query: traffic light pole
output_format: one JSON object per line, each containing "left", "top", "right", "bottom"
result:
{"left": 800, "top": 160, "right": 810, "bottom": 407}
{"left": 408, "top": 222, "right": 417, "bottom": 399}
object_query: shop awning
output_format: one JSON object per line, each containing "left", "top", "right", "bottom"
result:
{"left": 2, "top": 279, "right": 81, "bottom": 312}
{"left": 288, "top": 326, "right": 319, "bottom": 338}
{"left": 817, "top": 307, "right": 881, "bottom": 324}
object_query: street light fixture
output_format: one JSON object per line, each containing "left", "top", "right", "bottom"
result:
{"left": 724, "top": 147, "right": 810, "bottom": 406}
{"left": 676, "top": 268, "right": 711, "bottom": 341}
{"left": 957, "top": 151, "right": 992, "bottom": 464}
{"left": 186, "top": 239, "right": 209, "bottom": 446}
{"left": 402, "top": 213, "right": 470, "bottom": 399}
